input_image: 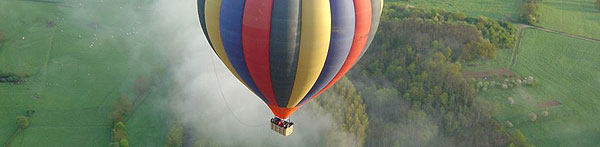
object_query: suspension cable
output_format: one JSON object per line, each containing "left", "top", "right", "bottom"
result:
{"left": 210, "top": 54, "right": 268, "bottom": 127}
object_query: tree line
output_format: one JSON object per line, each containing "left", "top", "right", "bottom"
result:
{"left": 110, "top": 95, "right": 132, "bottom": 147}
{"left": 382, "top": 4, "right": 518, "bottom": 50}
{"left": 109, "top": 75, "right": 153, "bottom": 147}
{"left": 0, "top": 72, "right": 28, "bottom": 84}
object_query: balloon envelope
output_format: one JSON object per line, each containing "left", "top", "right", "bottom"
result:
{"left": 197, "top": 0, "right": 383, "bottom": 119}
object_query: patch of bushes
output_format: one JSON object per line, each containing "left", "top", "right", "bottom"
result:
{"left": 509, "top": 129, "right": 534, "bottom": 147}
{"left": 0, "top": 72, "right": 28, "bottom": 84}
{"left": 474, "top": 76, "right": 536, "bottom": 91}
{"left": 16, "top": 116, "right": 30, "bottom": 130}
{"left": 597, "top": 0, "right": 600, "bottom": 11}
{"left": 520, "top": 0, "right": 540, "bottom": 24}
{"left": 462, "top": 39, "right": 497, "bottom": 60}
{"left": 111, "top": 121, "right": 129, "bottom": 147}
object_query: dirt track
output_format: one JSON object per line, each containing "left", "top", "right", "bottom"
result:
{"left": 536, "top": 100, "right": 562, "bottom": 108}
{"left": 520, "top": 24, "right": 600, "bottom": 44}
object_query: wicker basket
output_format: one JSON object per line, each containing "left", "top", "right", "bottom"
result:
{"left": 271, "top": 122, "right": 293, "bottom": 136}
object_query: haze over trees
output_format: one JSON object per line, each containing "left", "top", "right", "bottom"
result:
{"left": 165, "top": 121, "right": 184, "bottom": 147}
{"left": 316, "top": 77, "right": 369, "bottom": 147}
{"left": 111, "top": 122, "right": 129, "bottom": 147}
{"left": 111, "top": 95, "right": 132, "bottom": 123}
{"left": 110, "top": 96, "right": 132, "bottom": 147}
{"left": 341, "top": 4, "right": 521, "bottom": 146}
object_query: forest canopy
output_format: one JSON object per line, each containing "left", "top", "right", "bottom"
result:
{"left": 340, "top": 3, "right": 520, "bottom": 146}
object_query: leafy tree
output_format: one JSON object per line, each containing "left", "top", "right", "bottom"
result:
{"left": 520, "top": 0, "right": 540, "bottom": 24}
{"left": 16, "top": 116, "right": 29, "bottom": 130}
{"left": 112, "top": 121, "right": 128, "bottom": 143}
{"left": 462, "top": 40, "right": 497, "bottom": 60}
{"left": 512, "top": 129, "right": 532, "bottom": 147}
{"left": 120, "top": 139, "right": 129, "bottom": 147}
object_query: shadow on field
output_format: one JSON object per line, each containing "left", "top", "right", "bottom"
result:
{"left": 20, "top": 0, "right": 74, "bottom": 7}
{"left": 21, "top": 0, "right": 63, "bottom": 4}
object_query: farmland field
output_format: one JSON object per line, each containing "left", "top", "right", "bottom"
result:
{"left": 478, "top": 29, "right": 600, "bottom": 146}
{"left": 0, "top": 0, "right": 170, "bottom": 146}
{"left": 388, "top": 0, "right": 521, "bottom": 20}
{"left": 537, "top": 0, "right": 600, "bottom": 39}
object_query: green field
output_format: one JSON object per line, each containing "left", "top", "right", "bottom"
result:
{"left": 538, "top": 0, "right": 600, "bottom": 39}
{"left": 388, "top": 0, "right": 521, "bottom": 20}
{"left": 0, "top": 0, "right": 169, "bottom": 146}
{"left": 479, "top": 29, "right": 600, "bottom": 146}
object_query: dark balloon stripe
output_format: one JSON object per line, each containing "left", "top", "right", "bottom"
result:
{"left": 269, "top": 0, "right": 302, "bottom": 107}
{"left": 220, "top": 0, "right": 268, "bottom": 104}
{"left": 359, "top": 0, "right": 382, "bottom": 59}
{"left": 297, "top": 0, "right": 355, "bottom": 106}
{"left": 197, "top": 0, "right": 214, "bottom": 50}
{"left": 242, "top": 0, "right": 278, "bottom": 105}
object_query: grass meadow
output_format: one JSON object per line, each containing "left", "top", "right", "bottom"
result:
{"left": 479, "top": 29, "right": 600, "bottom": 146}
{"left": 0, "top": 0, "right": 170, "bottom": 146}
{"left": 537, "top": 0, "right": 600, "bottom": 39}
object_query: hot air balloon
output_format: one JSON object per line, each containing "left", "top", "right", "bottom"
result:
{"left": 197, "top": 0, "right": 382, "bottom": 136}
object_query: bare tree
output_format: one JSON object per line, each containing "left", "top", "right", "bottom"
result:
{"left": 528, "top": 112, "right": 537, "bottom": 122}
{"left": 508, "top": 97, "right": 515, "bottom": 105}
{"left": 506, "top": 121, "right": 514, "bottom": 128}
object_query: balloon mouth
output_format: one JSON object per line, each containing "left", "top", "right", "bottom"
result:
{"left": 267, "top": 105, "right": 298, "bottom": 119}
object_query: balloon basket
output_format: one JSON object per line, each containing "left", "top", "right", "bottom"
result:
{"left": 270, "top": 118, "right": 294, "bottom": 136}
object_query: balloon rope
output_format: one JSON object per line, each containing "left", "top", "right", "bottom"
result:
{"left": 210, "top": 53, "right": 268, "bottom": 127}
